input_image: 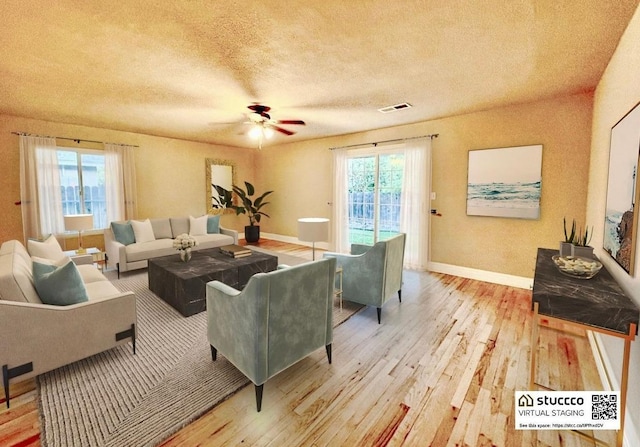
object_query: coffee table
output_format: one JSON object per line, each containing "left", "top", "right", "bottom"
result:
{"left": 148, "top": 247, "right": 278, "bottom": 317}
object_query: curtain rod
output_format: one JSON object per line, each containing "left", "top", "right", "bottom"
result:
{"left": 11, "top": 131, "right": 139, "bottom": 147}
{"left": 329, "top": 133, "right": 438, "bottom": 151}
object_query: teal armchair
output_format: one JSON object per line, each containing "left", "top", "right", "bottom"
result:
{"left": 323, "top": 233, "right": 406, "bottom": 324}
{"left": 206, "top": 257, "right": 336, "bottom": 411}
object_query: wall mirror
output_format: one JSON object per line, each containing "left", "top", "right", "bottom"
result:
{"left": 206, "top": 158, "right": 237, "bottom": 215}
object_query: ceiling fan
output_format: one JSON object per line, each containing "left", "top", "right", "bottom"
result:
{"left": 245, "top": 104, "right": 305, "bottom": 137}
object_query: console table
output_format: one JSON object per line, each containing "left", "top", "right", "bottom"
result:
{"left": 531, "top": 248, "right": 639, "bottom": 447}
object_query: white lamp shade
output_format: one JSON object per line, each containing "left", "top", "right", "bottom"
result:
{"left": 64, "top": 214, "right": 94, "bottom": 231}
{"left": 298, "top": 218, "right": 329, "bottom": 243}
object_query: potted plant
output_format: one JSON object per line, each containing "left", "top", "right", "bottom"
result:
{"left": 561, "top": 218, "right": 594, "bottom": 259}
{"left": 213, "top": 181, "right": 273, "bottom": 243}
{"left": 560, "top": 217, "right": 576, "bottom": 257}
{"left": 572, "top": 224, "right": 594, "bottom": 259}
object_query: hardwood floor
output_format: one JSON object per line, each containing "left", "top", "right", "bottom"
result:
{"left": 1, "top": 240, "right": 615, "bottom": 446}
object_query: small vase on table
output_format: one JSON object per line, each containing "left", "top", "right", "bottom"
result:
{"left": 180, "top": 248, "right": 192, "bottom": 263}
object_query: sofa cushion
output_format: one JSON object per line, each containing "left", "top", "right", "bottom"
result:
{"left": 207, "top": 215, "right": 221, "bottom": 234}
{"left": 125, "top": 239, "right": 175, "bottom": 263}
{"left": 170, "top": 217, "right": 190, "bottom": 238}
{"left": 150, "top": 218, "right": 172, "bottom": 239}
{"left": 111, "top": 221, "right": 136, "bottom": 245}
{"left": 131, "top": 219, "right": 156, "bottom": 243}
{"left": 27, "top": 235, "right": 66, "bottom": 261}
{"left": 0, "top": 249, "right": 42, "bottom": 303}
{"left": 0, "top": 239, "right": 22, "bottom": 256}
{"left": 189, "top": 215, "right": 208, "bottom": 236}
{"left": 84, "top": 280, "right": 122, "bottom": 302}
{"left": 193, "top": 233, "right": 235, "bottom": 249}
{"left": 33, "top": 260, "right": 89, "bottom": 306}
{"left": 77, "top": 264, "right": 109, "bottom": 284}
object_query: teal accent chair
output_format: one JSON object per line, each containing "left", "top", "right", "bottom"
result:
{"left": 323, "top": 233, "right": 406, "bottom": 324}
{"left": 206, "top": 257, "right": 336, "bottom": 412}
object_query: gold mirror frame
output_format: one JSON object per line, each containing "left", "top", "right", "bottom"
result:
{"left": 206, "top": 158, "right": 237, "bottom": 215}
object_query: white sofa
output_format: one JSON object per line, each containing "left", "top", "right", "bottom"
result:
{"left": 105, "top": 216, "right": 238, "bottom": 277}
{"left": 0, "top": 239, "right": 137, "bottom": 408}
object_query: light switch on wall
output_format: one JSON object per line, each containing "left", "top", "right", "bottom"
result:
{"left": 431, "top": 192, "right": 436, "bottom": 200}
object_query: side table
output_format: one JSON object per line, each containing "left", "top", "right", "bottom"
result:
{"left": 63, "top": 247, "right": 107, "bottom": 271}
{"left": 531, "top": 248, "right": 639, "bottom": 447}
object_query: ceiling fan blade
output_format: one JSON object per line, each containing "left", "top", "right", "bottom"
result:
{"left": 269, "top": 124, "right": 295, "bottom": 136}
{"left": 276, "top": 120, "right": 305, "bottom": 125}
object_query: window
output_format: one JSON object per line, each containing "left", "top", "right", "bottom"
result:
{"left": 57, "top": 149, "right": 107, "bottom": 229}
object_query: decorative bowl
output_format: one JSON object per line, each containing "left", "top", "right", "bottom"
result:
{"left": 551, "top": 255, "right": 602, "bottom": 280}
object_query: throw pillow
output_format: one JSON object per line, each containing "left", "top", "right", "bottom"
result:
{"left": 111, "top": 221, "right": 136, "bottom": 246}
{"left": 170, "top": 217, "right": 189, "bottom": 238}
{"left": 131, "top": 219, "right": 156, "bottom": 243}
{"left": 27, "top": 235, "right": 66, "bottom": 261}
{"left": 189, "top": 215, "right": 208, "bottom": 236}
{"left": 150, "top": 218, "right": 172, "bottom": 239}
{"left": 31, "top": 255, "right": 72, "bottom": 267}
{"left": 207, "top": 215, "right": 221, "bottom": 234}
{"left": 32, "top": 259, "right": 89, "bottom": 306}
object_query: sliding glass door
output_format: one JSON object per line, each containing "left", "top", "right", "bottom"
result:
{"left": 347, "top": 151, "right": 404, "bottom": 245}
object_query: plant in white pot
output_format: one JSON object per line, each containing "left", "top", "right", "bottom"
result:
{"left": 213, "top": 181, "right": 273, "bottom": 243}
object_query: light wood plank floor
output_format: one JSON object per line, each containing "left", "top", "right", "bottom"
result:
{"left": 0, "top": 240, "right": 615, "bottom": 446}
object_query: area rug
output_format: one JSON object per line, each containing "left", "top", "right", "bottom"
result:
{"left": 37, "top": 249, "right": 363, "bottom": 447}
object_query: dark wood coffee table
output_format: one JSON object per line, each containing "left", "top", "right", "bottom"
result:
{"left": 148, "top": 247, "right": 278, "bottom": 316}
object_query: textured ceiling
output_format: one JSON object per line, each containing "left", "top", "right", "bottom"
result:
{"left": 1, "top": 0, "right": 638, "bottom": 148}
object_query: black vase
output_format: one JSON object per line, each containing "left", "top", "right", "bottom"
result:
{"left": 245, "top": 225, "right": 260, "bottom": 243}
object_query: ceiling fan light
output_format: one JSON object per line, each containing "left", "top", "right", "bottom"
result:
{"left": 264, "top": 127, "right": 274, "bottom": 139}
{"left": 248, "top": 125, "right": 262, "bottom": 139}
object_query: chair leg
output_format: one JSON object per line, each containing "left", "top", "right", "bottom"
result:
{"left": 210, "top": 345, "right": 217, "bottom": 361}
{"left": 255, "top": 384, "right": 264, "bottom": 412}
{"left": 325, "top": 344, "right": 332, "bottom": 364}
{"left": 377, "top": 307, "right": 382, "bottom": 324}
{"left": 398, "top": 289, "right": 402, "bottom": 302}
{"left": 2, "top": 365, "right": 9, "bottom": 409}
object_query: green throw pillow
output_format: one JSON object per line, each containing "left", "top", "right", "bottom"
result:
{"left": 207, "top": 215, "right": 221, "bottom": 234}
{"left": 111, "top": 221, "right": 136, "bottom": 245}
{"left": 33, "top": 260, "right": 89, "bottom": 306}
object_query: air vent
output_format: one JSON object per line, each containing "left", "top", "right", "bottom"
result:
{"left": 378, "top": 102, "right": 412, "bottom": 113}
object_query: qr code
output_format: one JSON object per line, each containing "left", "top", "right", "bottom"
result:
{"left": 592, "top": 394, "right": 618, "bottom": 420}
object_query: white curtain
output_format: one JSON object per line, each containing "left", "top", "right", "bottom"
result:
{"left": 332, "top": 148, "right": 350, "bottom": 252}
{"left": 19, "top": 135, "right": 64, "bottom": 239}
{"left": 105, "top": 143, "right": 138, "bottom": 221}
{"left": 400, "top": 138, "right": 431, "bottom": 270}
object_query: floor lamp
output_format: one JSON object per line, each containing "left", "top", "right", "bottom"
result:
{"left": 64, "top": 214, "right": 93, "bottom": 254}
{"left": 298, "top": 218, "right": 329, "bottom": 260}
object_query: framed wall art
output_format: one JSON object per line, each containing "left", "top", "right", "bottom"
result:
{"left": 604, "top": 101, "right": 640, "bottom": 275}
{"left": 466, "top": 144, "right": 542, "bottom": 219}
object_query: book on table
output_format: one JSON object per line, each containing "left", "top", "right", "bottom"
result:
{"left": 220, "top": 244, "right": 252, "bottom": 258}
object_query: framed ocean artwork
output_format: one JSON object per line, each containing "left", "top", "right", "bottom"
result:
{"left": 604, "top": 101, "right": 640, "bottom": 275}
{"left": 466, "top": 144, "right": 543, "bottom": 219}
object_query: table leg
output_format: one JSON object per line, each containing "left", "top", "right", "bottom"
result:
{"left": 529, "top": 301, "right": 540, "bottom": 390}
{"left": 617, "top": 323, "right": 636, "bottom": 447}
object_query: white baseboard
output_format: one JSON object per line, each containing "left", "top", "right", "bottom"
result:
{"left": 427, "top": 261, "right": 533, "bottom": 289}
{"left": 588, "top": 333, "right": 639, "bottom": 447}
{"left": 257, "top": 232, "right": 331, "bottom": 251}
{"left": 257, "top": 234, "right": 531, "bottom": 288}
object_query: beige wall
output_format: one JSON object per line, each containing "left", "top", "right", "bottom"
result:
{"left": 0, "top": 114, "right": 254, "bottom": 244}
{"left": 258, "top": 92, "right": 593, "bottom": 278}
{"left": 587, "top": 4, "right": 640, "bottom": 442}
